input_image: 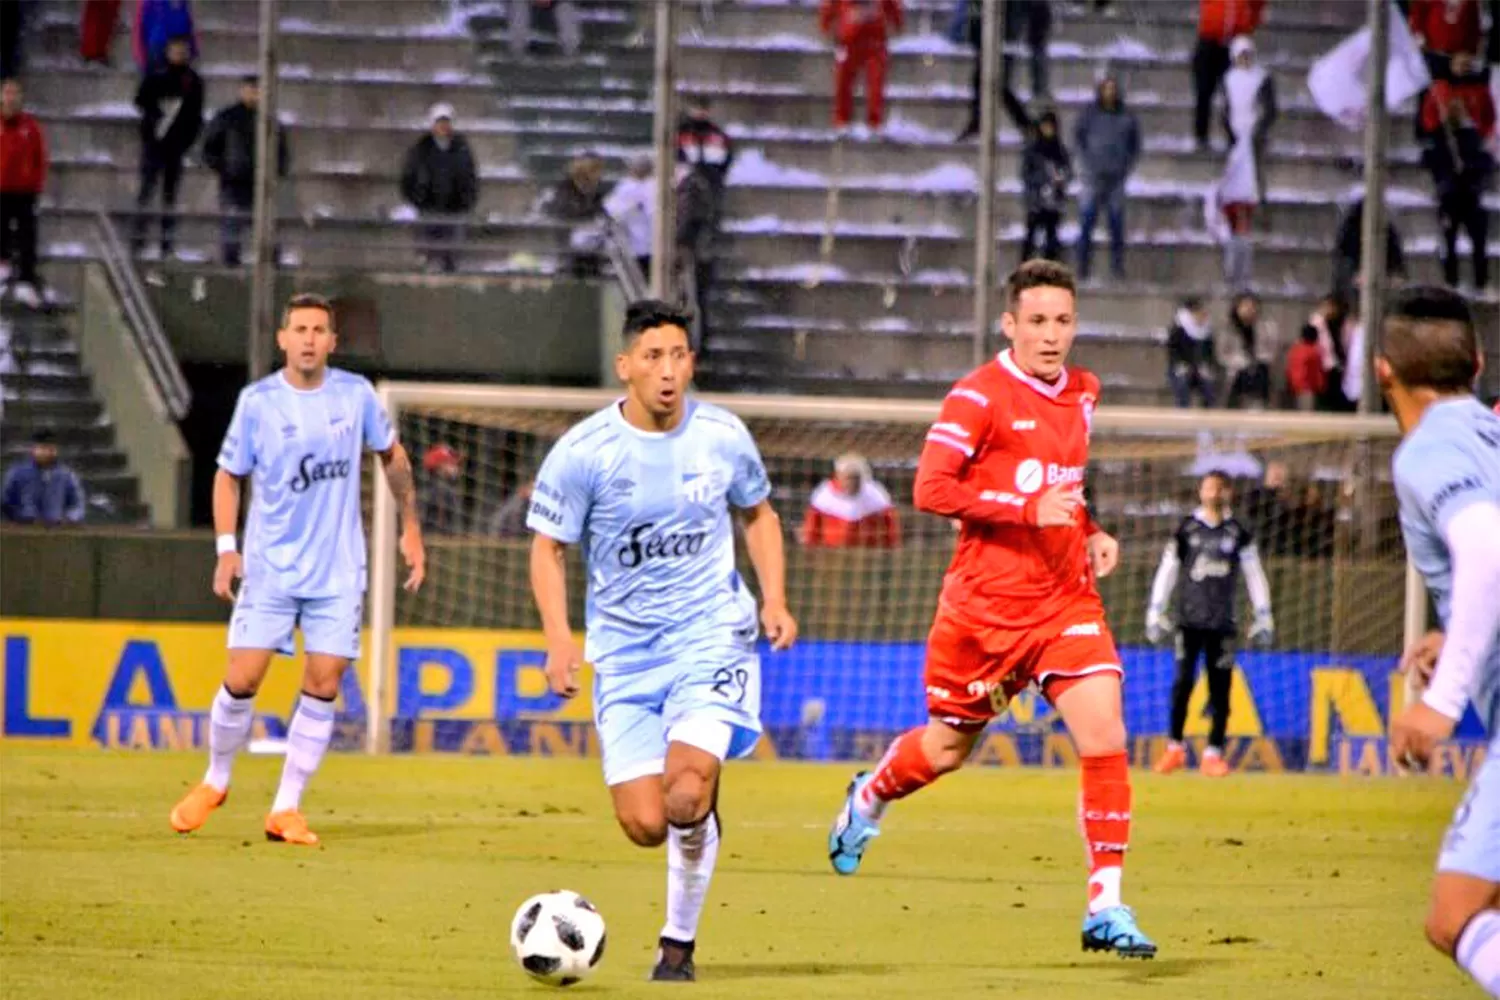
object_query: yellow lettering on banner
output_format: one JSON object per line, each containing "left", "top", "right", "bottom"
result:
{"left": 1309, "top": 668, "right": 1383, "bottom": 764}
{"left": 411, "top": 720, "right": 435, "bottom": 754}
{"left": 583, "top": 725, "right": 600, "bottom": 759}
{"left": 459, "top": 722, "right": 507, "bottom": 755}
{"left": 1043, "top": 733, "right": 1078, "bottom": 768}
{"left": 1007, "top": 691, "right": 1036, "bottom": 726}
{"left": 104, "top": 713, "right": 123, "bottom": 748}
{"left": 1235, "top": 738, "right": 1285, "bottom": 772}
{"left": 127, "top": 715, "right": 152, "bottom": 749}
{"left": 1434, "top": 744, "right": 1475, "bottom": 780}
{"left": 1182, "top": 668, "right": 1264, "bottom": 738}
{"left": 158, "top": 714, "right": 195, "bottom": 750}
{"left": 529, "top": 723, "right": 581, "bottom": 757}
{"left": 969, "top": 733, "right": 1020, "bottom": 767}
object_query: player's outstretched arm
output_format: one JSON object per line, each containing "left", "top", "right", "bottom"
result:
{"left": 377, "top": 443, "right": 425, "bottom": 592}
{"left": 1240, "top": 544, "right": 1275, "bottom": 645}
{"left": 741, "top": 500, "right": 798, "bottom": 651}
{"left": 1144, "top": 542, "right": 1178, "bottom": 643}
{"left": 211, "top": 469, "right": 243, "bottom": 602}
{"left": 914, "top": 435, "right": 1080, "bottom": 527}
{"left": 529, "top": 534, "right": 581, "bottom": 697}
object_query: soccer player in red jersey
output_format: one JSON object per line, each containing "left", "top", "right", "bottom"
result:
{"left": 827, "top": 260, "right": 1157, "bottom": 958}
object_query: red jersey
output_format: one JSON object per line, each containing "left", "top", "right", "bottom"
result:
{"left": 915, "top": 349, "right": 1101, "bottom": 628}
{"left": 0, "top": 112, "right": 48, "bottom": 195}
{"left": 1408, "top": 0, "right": 1482, "bottom": 56}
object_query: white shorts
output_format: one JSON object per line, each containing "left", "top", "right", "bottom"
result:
{"left": 227, "top": 582, "right": 362, "bottom": 661}
{"left": 1437, "top": 733, "right": 1500, "bottom": 883}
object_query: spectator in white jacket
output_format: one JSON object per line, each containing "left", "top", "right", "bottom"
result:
{"left": 604, "top": 156, "right": 655, "bottom": 280}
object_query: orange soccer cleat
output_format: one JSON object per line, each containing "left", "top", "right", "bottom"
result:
{"left": 1200, "top": 754, "right": 1231, "bottom": 778}
{"left": 1152, "top": 744, "right": 1187, "bottom": 775}
{"left": 170, "top": 783, "right": 227, "bottom": 833}
{"left": 265, "top": 809, "right": 320, "bottom": 846}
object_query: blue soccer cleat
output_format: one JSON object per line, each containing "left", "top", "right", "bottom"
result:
{"left": 828, "top": 772, "right": 881, "bottom": 876}
{"left": 1081, "top": 905, "right": 1158, "bottom": 959}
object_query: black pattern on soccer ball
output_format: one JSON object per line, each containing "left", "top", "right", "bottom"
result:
{"left": 590, "top": 931, "right": 606, "bottom": 967}
{"left": 516, "top": 901, "right": 542, "bottom": 940}
{"left": 522, "top": 954, "right": 561, "bottom": 977}
{"left": 558, "top": 977, "right": 580, "bottom": 987}
{"left": 574, "top": 895, "right": 598, "bottom": 913}
{"left": 553, "top": 914, "right": 585, "bottom": 951}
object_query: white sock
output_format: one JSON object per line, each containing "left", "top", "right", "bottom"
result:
{"left": 203, "top": 685, "right": 255, "bottom": 792}
{"left": 1456, "top": 909, "right": 1500, "bottom": 997}
{"left": 1203, "top": 746, "right": 1222, "bottom": 759}
{"left": 854, "top": 780, "right": 887, "bottom": 822}
{"left": 1088, "top": 866, "right": 1123, "bottom": 915}
{"left": 661, "top": 812, "right": 720, "bottom": 943}
{"left": 270, "top": 694, "right": 335, "bottom": 814}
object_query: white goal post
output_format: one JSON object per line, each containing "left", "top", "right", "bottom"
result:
{"left": 365, "top": 383, "right": 1421, "bottom": 758}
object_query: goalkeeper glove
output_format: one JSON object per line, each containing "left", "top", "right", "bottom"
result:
{"left": 1145, "top": 610, "right": 1170, "bottom": 646}
{"left": 1248, "top": 612, "right": 1275, "bottom": 648}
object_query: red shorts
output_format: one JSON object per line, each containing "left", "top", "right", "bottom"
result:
{"left": 923, "top": 599, "right": 1123, "bottom": 729}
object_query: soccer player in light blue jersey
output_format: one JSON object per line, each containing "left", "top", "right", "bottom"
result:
{"left": 528, "top": 299, "right": 798, "bottom": 982}
{"left": 1378, "top": 287, "right": 1500, "bottom": 997}
{"left": 170, "top": 293, "right": 426, "bottom": 846}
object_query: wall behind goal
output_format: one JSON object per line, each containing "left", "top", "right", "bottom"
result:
{"left": 2, "top": 618, "right": 1486, "bottom": 776}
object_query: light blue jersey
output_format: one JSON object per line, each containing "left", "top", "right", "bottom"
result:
{"left": 528, "top": 398, "right": 772, "bottom": 785}
{"left": 1392, "top": 397, "right": 1500, "bottom": 733}
{"left": 218, "top": 368, "right": 395, "bottom": 600}
{"left": 1393, "top": 397, "right": 1500, "bottom": 884}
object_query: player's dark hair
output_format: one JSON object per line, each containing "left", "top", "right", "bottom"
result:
{"left": 281, "top": 292, "right": 335, "bottom": 331}
{"left": 1379, "top": 285, "right": 1479, "bottom": 393}
{"left": 622, "top": 298, "right": 693, "bottom": 346}
{"left": 1201, "top": 469, "right": 1232, "bottom": 489}
{"left": 1004, "top": 259, "right": 1076, "bottom": 312}
{"left": 32, "top": 428, "right": 54, "bottom": 445}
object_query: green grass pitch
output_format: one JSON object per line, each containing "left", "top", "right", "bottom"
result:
{"left": 0, "top": 745, "right": 1476, "bottom": 999}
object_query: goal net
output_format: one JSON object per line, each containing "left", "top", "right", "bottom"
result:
{"left": 364, "top": 384, "right": 1424, "bottom": 772}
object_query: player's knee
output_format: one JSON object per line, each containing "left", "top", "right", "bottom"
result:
{"left": 1073, "top": 717, "right": 1127, "bottom": 756}
{"left": 616, "top": 811, "right": 667, "bottom": 848}
{"left": 662, "top": 770, "right": 712, "bottom": 827}
{"left": 926, "top": 744, "right": 969, "bottom": 775}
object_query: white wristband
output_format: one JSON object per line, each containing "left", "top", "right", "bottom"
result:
{"left": 216, "top": 534, "right": 237, "bottom": 555}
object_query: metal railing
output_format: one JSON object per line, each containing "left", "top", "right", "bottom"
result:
{"left": 88, "top": 209, "right": 191, "bottom": 420}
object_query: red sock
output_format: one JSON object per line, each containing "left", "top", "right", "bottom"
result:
{"left": 1080, "top": 751, "right": 1131, "bottom": 914}
{"left": 856, "top": 727, "right": 938, "bottom": 818}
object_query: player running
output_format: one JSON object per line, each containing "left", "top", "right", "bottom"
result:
{"left": 528, "top": 299, "right": 797, "bottom": 982}
{"left": 826, "top": 260, "right": 1156, "bottom": 958}
{"left": 1379, "top": 287, "right": 1500, "bottom": 997}
{"left": 1146, "top": 469, "right": 1274, "bottom": 777}
{"left": 170, "top": 293, "right": 426, "bottom": 846}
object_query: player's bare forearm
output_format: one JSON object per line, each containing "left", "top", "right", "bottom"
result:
{"left": 212, "top": 469, "right": 242, "bottom": 535}
{"left": 742, "top": 500, "right": 788, "bottom": 608}
{"left": 378, "top": 443, "right": 421, "bottom": 532}
{"left": 529, "top": 534, "right": 573, "bottom": 644}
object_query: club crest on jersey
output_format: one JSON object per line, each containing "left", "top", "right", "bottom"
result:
{"left": 1080, "top": 392, "right": 1096, "bottom": 442}
{"left": 680, "top": 469, "right": 717, "bottom": 506}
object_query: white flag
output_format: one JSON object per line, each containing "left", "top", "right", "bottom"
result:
{"left": 1307, "top": 2, "right": 1431, "bottom": 131}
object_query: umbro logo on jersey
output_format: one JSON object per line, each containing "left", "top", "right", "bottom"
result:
{"left": 1011, "top": 419, "right": 1037, "bottom": 431}
{"left": 281, "top": 425, "right": 297, "bottom": 438}
{"left": 609, "top": 477, "right": 636, "bottom": 495}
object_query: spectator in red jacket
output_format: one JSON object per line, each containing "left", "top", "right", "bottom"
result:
{"left": 820, "top": 0, "right": 903, "bottom": 135}
{"left": 1409, "top": 0, "right": 1483, "bottom": 80}
{"left": 1193, "top": 0, "right": 1265, "bottom": 150}
{"left": 0, "top": 78, "right": 46, "bottom": 305}
{"left": 1284, "top": 325, "right": 1326, "bottom": 411}
{"left": 801, "top": 452, "right": 901, "bottom": 548}
{"left": 80, "top": 0, "right": 122, "bottom": 65}
{"left": 1420, "top": 64, "right": 1497, "bottom": 138}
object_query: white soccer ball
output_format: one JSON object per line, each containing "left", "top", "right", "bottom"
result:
{"left": 510, "top": 890, "right": 607, "bottom": 987}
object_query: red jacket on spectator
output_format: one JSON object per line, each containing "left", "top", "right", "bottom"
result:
{"left": 801, "top": 478, "right": 901, "bottom": 548}
{"left": 1285, "top": 342, "right": 1326, "bottom": 398}
{"left": 1199, "top": 0, "right": 1265, "bottom": 44}
{"left": 819, "top": 0, "right": 902, "bottom": 44}
{"left": 1408, "top": 0, "right": 1483, "bottom": 55}
{"left": 0, "top": 111, "right": 48, "bottom": 195}
{"left": 1421, "top": 79, "right": 1497, "bottom": 138}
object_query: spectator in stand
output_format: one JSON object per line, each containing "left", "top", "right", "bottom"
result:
{"left": 1422, "top": 83, "right": 1494, "bottom": 290}
{"left": 1420, "top": 61, "right": 1498, "bottom": 140}
{"left": 1020, "top": 109, "right": 1071, "bottom": 263}
{"left": 1331, "top": 195, "right": 1406, "bottom": 301}
{"left": 133, "top": 0, "right": 195, "bottom": 76}
{"left": 1002, "top": 0, "right": 1053, "bottom": 101}
{"left": 201, "top": 76, "right": 288, "bottom": 267}
{"left": 676, "top": 161, "right": 720, "bottom": 349}
{"left": 0, "top": 78, "right": 46, "bottom": 309}
{"left": 400, "top": 102, "right": 479, "bottom": 274}
{"left": 952, "top": 0, "right": 1033, "bottom": 141}
{"left": 1167, "top": 297, "right": 1219, "bottom": 408}
{"left": 510, "top": 0, "right": 580, "bottom": 58}
{"left": 1221, "top": 34, "right": 1276, "bottom": 209}
{"left": 677, "top": 97, "right": 735, "bottom": 189}
{"left": 801, "top": 452, "right": 901, "bottom": 548}
{"left": 420, "top": 444, "right": 466, "bottom": 535}
{"left": 1224, "top": 292, "right": 1270, "bottom": 409}
{"left": 820, "top": 0, "right": 903, "bottom": 137}
{"left": 542, "top": 153, "right": 607, "bottom": 278}
{"left": 604, "top": 155, "right": 655, "bottom": 280}
{"left": 1304, "top": 292, "right": 1356, "bottom": 411}
{"left": 80, "top": 0, "right": 122, "bottom": 65}
{"left": 486, "top": 479, "right": 533, "bottom": 537}
{"left": 1073, "top": 73, "right": 1140, "bottom": 282}
{"left": 1193, "top": 0, "right": 1265, "bottom": 151}
{"left": 1284, "top": 324, "right": 1326, "bottom": 411}
{"left": 2, "top": 430, "right": 85, "bottom": 525}
{"left": 1408, "top": 0, "right": 1483, "bottom": 81}
{"left": 132, "top": 36, "right": 203, "bottom": 261}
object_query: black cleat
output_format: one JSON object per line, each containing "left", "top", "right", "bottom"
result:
{"left": 649, "top": 936, "right": 696, "bottom": 982}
